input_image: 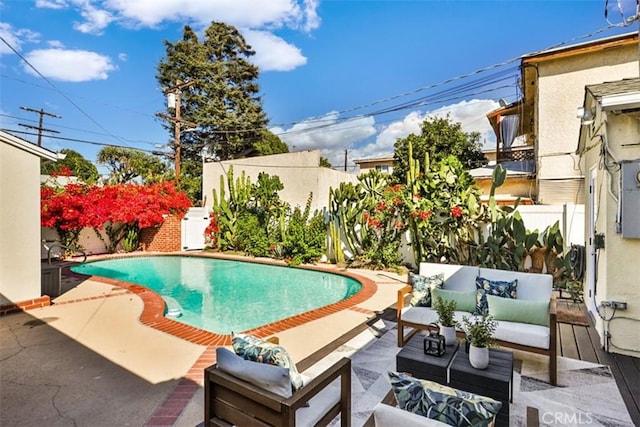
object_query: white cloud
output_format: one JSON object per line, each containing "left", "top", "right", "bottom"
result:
{"left": 101, "top": 0, "right": 319, "bottom": 30}
{"left": 118, "top": 52, "right": 127, "bottom": 61}
{"left": 47, "top": 40, "right": 65, "bottom": 48}
{"left": 73, "top": 3, "right": 114, "bottom": 35}
{"left": 0, "top": 22, "right": 40, "bottom": 55}
{"left": 272, "top": 112, "right": 376, "bottom": 167}
{"left": 270, "top": 99, "right": 500, "bottom": 170}
{"left": 243, "top": 30, "right": 306, "bottom": 71}
{"left": 23, "top": 49, "right": 117, "bottom": 82}
{"left": 428, "top": 99, "right": 499, "bottom": 147}
{"left": 59, "top": 0, "right": 320, "bottom": 71}
{"left": 35, "top": 0, "right": 68, "bottom": 9}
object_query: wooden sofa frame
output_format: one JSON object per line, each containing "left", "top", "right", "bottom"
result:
{"left": 204, "top": 356, "right": 352, "bottom": 426}
{"left": 397, "top": 284, "right": 558, "bottom": 386}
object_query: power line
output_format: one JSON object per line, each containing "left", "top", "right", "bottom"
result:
{"left": 0, "top": 35, "right": 134, "bottom": 150}
{"left": 0, "top": 113, "right": 160, "bottom": 146}
{"left": 18, "top": 106, "right": 61, "bottom": 146}
{"left": 0, "top": 22, "right": 628, "bottom": 152}
{"left": 0, "top": 129, "right": 157, "bottom": 154}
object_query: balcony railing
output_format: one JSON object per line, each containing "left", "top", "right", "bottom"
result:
{"left": 497, "top": 146, "right": 534, "bottom": 163}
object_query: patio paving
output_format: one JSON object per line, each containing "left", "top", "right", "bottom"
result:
{"left": 0, "top": 264, "right": 407, "bottom": 426}
{"left": 2, "top": 260, "right": 637, "bottom": 426}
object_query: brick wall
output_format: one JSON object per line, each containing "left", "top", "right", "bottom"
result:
{"left": 140, "top": 215, "right": 182, "bottom": 252}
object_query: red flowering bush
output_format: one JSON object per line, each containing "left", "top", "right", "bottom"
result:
{"left": 41, "top": 181, "right": 191, "bottom": 253}
{"left": 204, "top": 213, "right": 220, "bottom": 248}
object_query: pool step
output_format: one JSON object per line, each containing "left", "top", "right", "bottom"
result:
{"left": 163, "top": 296, "right": 182, "bottom": 318}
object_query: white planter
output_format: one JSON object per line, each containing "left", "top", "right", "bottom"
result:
{"left": 469, "top": 344, "right": 490, "bottom": 369}
{"left": 439, "top": 325, "right": 457, "bottom": 346}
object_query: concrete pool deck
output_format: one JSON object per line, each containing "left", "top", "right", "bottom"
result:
{"left": 0, "top": 257, "right": 407, "bottom": 426}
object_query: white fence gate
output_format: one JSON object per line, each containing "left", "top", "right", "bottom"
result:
{"left": 181, "top": 207, "right": 210, "bottom": 251}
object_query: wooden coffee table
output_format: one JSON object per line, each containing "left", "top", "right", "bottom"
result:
{"left": 396, "top": 333, "right": 459, "bottom": 385}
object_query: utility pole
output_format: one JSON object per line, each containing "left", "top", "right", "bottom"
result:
{"left": 156, "top": 80, "right": 196, "bottom": 183}
{"left": 344, "top": 149, "right": 348, "bottom": 172}
{"left": 19, "top": 107, "right": 61, "bottom": 146}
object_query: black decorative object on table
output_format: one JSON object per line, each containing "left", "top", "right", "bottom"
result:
{"left": 423, "top": 323, "right": 446, "bottom": 356}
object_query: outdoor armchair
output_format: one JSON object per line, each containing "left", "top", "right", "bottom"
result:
{"left": 204, "top": 348, "right": 351, "bottom": 426}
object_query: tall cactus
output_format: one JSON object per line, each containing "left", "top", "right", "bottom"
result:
{"left": 211, "top": 166, "right": 253, "bottom": 251}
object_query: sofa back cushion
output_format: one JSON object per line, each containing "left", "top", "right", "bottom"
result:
{"left": 419, "top": 263, "right": 479, "bottom": 292}
{"left": 479, "top": 268, "right": 552, "bottom": 301}
{"left": 231, "top": 332, "right": 304, "bottom": 392}
{"left": 216, "top": 347, "right": 292, "bottom": 398}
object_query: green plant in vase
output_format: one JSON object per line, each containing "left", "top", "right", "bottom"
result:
{"left": 433, "top": 295, "right": 458, "bottom": 345}
{"left": 461, "top": 314, "right": 497, "bottom": 369}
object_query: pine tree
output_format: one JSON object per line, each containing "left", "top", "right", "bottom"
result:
{"left": 157, "top": 22, "right": 287, "bottom": 202}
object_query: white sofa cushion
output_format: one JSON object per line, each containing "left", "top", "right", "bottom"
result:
{"left": 479, "top": 267, "right": 552, "bottom": 301}
{"left": 420, "top": 263, "right": 479, "bottom": 292}
{"left": 296, "top": 378, "right": 341, "bottom": 426}
{"left": 401, "top": 306, "right": 439, "bottom": 326}
{"left": 216, "top": 347, "right": 292, "bottom": 398}
{"left": 373, "top": 403, "right": 448, "bottom": 426}
{"left": 493, "top": 319, "right": 550, "bottom": 349}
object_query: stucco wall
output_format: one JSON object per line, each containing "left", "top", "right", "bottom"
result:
{"left": 535, "top": 43, "right": 638, "bottom": 204}
{"left": 202, "top": 150, "right": 359, "bottom": 213}
{"left": 0, "top": 143, "right": 42, "bottom": 305}
{"left": 582, "top": 111, "right": 640, "bottom": 357}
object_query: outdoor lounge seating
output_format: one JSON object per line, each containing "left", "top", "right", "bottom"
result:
{"left": 204, "top": 345, "right": 351, "bottom": 426}
{"left": 373, "top": 403, "right": 541, "bottom": 426}
{"left": 397, "top": 262, "right": 557, "bottom": 385}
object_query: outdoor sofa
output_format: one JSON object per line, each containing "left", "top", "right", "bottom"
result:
{"left": 397, "top": 262, "right": 557, "bottom": 385}
{"left": 372, "top": 402, "right": 541, "bottom": 426}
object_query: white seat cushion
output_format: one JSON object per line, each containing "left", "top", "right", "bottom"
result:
{"left": 401, "top": 306, "right": 438, "bottom": 325}
{"left": 402, "top": 307, "right": 472, "bottom": 331}
{"left": 373, "top": 403, "right": 448, "bottom": 426}
{"left": 296, "top": 378, "right": 341, "bottom": 426}
{"left": 493, "top": 319, "right": 550, "bottom": 349}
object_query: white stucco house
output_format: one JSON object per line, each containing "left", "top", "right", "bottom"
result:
{"left": 576, "top": 77, "right": 640, "bottom": 358}
{"left": 484, "top": 32, "right": 639, "bottom": 205}
{"left": 0, "top": 130, "right": 61, "bottom": 312}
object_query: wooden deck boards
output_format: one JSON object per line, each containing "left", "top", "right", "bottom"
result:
{"left": 557, "top": 297, "right": 639, "bottom": 425}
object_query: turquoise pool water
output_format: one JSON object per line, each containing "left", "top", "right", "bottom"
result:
{"left": 71, "top": 256, "right": 362, "bottom": 334}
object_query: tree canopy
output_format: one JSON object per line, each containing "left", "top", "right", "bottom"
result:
{"left": 97, "top": 146, "right": 168, "bottom": 184}
{"left": 40, "top": 149, "right": 99, "bottom": 183}
{"left": 156, "top": 22, "right": 281, "bottom": 162}
{"left": 392, "top": 115, "right": 487, "bottom": 182}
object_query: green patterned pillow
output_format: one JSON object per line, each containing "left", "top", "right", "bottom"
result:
{"left": 387, "top": 371, "right": 502, "bottom": 426}
{"left": 409, "top": 273, "right": 444, "bottom": 307}
{"left": 475, "top": 277, "right": 517, "bottom": 315}
{"left": 231, "top": 332, "right": 304, "bottom": 392}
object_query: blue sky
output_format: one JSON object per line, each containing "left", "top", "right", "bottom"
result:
{"left": 0, "top": 0, "right": 637, "bottom": 174}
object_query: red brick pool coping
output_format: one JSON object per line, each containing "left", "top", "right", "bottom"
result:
{"left": 59, "top": 252, "right": 381, "bottom": 426}
{"left": 62, "top": 252, "right": 378, "bottom": 347}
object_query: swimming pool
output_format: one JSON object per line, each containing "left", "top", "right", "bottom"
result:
{"left": 71, "top": 256, "right": 362, "bottom": 334}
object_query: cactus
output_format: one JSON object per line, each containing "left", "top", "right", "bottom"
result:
{"left": 211, "top": 166, "right": 254, "bottom": 251}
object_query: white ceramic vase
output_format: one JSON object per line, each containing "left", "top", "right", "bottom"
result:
{"left": 469, "top": 344, "right": 490, "bottom": 369}
{"left": 439, "top": 325, "right": 457, "bottom": 346}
